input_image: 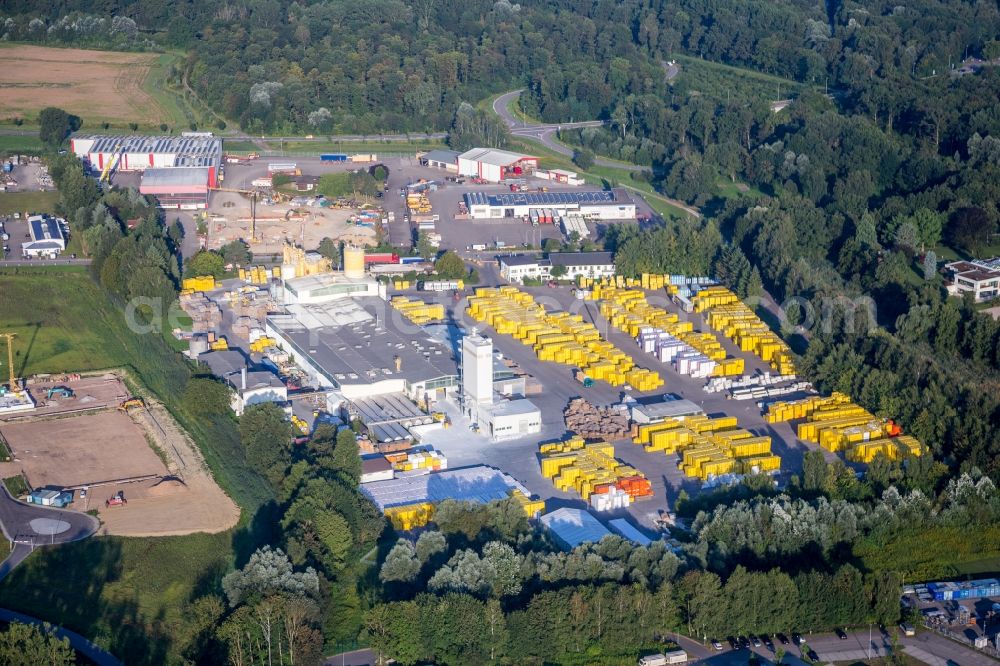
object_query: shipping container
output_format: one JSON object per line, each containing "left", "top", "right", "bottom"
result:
{"left": 399, "top": 256, "right": 423, "bottom": 265}
{"left": 363, "top": 252, "right": 399, "bottom": 265}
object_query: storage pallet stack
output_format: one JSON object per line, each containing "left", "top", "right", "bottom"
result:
{"left": 389, "top": 450, "right": 448, "bottom": 472}
{"left": 238, "top": 265, "right": 277, "bottom": 285}
{"left": 693, "top": 286, "right": 797, "bottom": 375}
{"left": 466, "top": 287, "right": 662, "bottom": 390}
{"left": 539, "top": 436, "right": 653, "bottom": 502}
{"left": 509, "top": 491, "right": 546, "bottom": 518}
{"left": 633, "top": 414, "right": 781, "bottom": 481}
{"left": 384, "top": 502, "right": 436, "bottom": 531}
{"left": 248, "top": 336, "right": 277, "bottom": 353}
{"left": 392, "top": 280, "right": 411, "bottom": 290}
{"left": 765, "top": 392, "right": 928, "bottom": 462}
{"left": 563, "top": 398, "right": 630, "bottom": 439}
{"left": 592, "top": 284, "right": 745, "bottom": 378}
{"left": 407, "top": 192, "right": 432, "bottom": 214}
{"left": 390, "top": 297, "right": 445, "bottom": 324}
{"left": 181, "top": 275, "right": 216, "bottom": 293}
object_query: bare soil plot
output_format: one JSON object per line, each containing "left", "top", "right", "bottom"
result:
{"left": 0, "top": 410, "right": 165, "bottom": 488}
{"left": 0, "top": 44, "right": 169, "bottom": 124}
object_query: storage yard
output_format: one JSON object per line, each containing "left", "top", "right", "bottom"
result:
{"left": 134, "top": 149, "right": 934, "bottom": 543}
{"left": 0, "top": 373, "right": 239, "bottom": 537}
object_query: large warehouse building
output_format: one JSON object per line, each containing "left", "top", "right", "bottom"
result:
{"left": 70, "top": 134, "right": 222, "bottom": 209}
{"left": 458, "top": 148, "right": 538, "bottom": 182}
{"left": 464, "top": 189, "right": 635, "bottom": 220}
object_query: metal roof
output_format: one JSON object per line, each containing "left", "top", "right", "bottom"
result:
{"left": 197, "top": 350, "right": 249, "bottom": 377}
{"left": 631, "top": 399, "right": 703, "bottom": 420}
{"left": 352, "top": 393, "right": 433, "bottom": 443}
{"left": 607, "top": 518, "right": 653, "bottom": 546}
{"left": 540, "top": 508, "right": 611, "bottom": 550}
{"left": 267, "top": 297, "right": 458, "bottom": 387}
{"left": 458, "top": 148, "right": 535, "bottom": 167}
{"left": 422, "top": 149, "right": 460, "bottom": 164}
{"left": 464, "top": 190, "right": 617, "bottom": 207}
{"left": 74, "top": 134, "right": 222, "bottom": 168}
{"left": 361, "top": 465, "right": 529, "bottom": 510}
{"left": 140, "top": 167, "right": 211, "bottom": 188}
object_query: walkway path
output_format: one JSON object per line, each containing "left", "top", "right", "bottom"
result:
{"left": 0, "top": 608, "right": 122, "bottom": 666}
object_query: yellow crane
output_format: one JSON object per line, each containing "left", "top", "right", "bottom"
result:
{"left": 0, "top": 332, "right": 18, "bottom": 393}
{"left": 209, "top": 186, "right": 261, "bottom": 243}
{"left": 100, "top": 144, "right": 124, "bottom": 183}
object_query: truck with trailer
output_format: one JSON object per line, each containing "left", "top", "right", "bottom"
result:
{"left": 320, "top": 154, "right": 348, "bottom": 161}
{"left": 364, "top": 253, "right": 399, "bottom": 265}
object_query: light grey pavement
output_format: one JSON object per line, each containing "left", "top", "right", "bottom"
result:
{"left": 0, "top": 482, "right": 99, "bottom": 581}
{"left": 0, "top": 608, "right": 123, "bottom": 666}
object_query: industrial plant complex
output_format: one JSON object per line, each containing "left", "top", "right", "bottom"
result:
{"left": 0, "top": 136, "right": 937, "bottom": 615}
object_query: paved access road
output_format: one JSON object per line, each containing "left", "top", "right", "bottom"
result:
{"left": 0, "top": 482, "right": 99, "bottom": 581}
{"left": 492, "top": 90, "right": 648, "bottom": 173}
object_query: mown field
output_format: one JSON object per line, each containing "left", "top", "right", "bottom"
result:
{"left": 0, "top": 44, "right": 187, "bottom": 130}
{"left": 0, "top": 267, "right": 272, "bottom": 664}
{"left": 0, "top": 191, "right": 59, "bottom": 215}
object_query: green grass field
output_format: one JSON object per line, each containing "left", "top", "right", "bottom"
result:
{"left": 142, "top": 52, "right": 192, "bottom": 131}
{"left": 0, "top": 267, "right": 273, "bottom": 663}
{"left": 0, "top": 135, "right": 44, "bottom": 154}
{"left": 0, "top": 533, "right": 234, "bottom": 665}
{"left": 0, "top": 191, "right": 59, "bottom": 216}
{"left": 673, "top": 53, "right": 813, "bottom": 102}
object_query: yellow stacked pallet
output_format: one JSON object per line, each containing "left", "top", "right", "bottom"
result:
{"left": 691, "top": 286, "right": 740, "bottom": 312}
{"left": 594, "top": 285, "right": 739, "bottom": 371}
{"left": 712, "top": 358, "right": 746, "bottom": 376}
{"left": 848, "top": 436, "right": 926, "bottom": 463}
{"left": 737, "top": 454, "right": 781, "bottom": 474}
{"left": 249, "top": 336, "right": 277, "bottom": 353}
{"left": 538, "top": 438, "right": 652, "bottom": 500}
{"left": 466, "top": 287, "right": 662, "bottom": 390}
{"left": 182, "top": 275, "right": 216, "bottom": 291}
{"left": 765, "top": 393, "right": 853, "bottom": 423}
{"left": 391, "top": 297, "right": 445, "bottom": 324}
{"left": 393, "top": 280, "right": 410, "bottom": 290}
{"left": 209, "top": 338, "right": 229, "bottom": 350}
{"left": 510, "top": 491, "right": 546, "bottom": 518}
{"left": 698, "top": 289, "right": 797, "bottom": 374}
{"left": 384, "top": 502, "right": 435, "bottom": 531}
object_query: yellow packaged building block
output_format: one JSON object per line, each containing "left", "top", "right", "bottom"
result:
{"left": 182, "top": 275, "right": 216, "bottom": 292}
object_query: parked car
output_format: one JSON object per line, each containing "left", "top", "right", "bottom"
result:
{"left": 727, "top": 637, "right": 738, "bottom": 649}
{"left": 711, "top": 639, "right": 723, "bottom": 651}
{"left": 750, "top": 635, "right": 762, "bottom": 647}
{"left": 835, "top": 628, "right": 848, "bottom": 640}
{"left": 806, "top": 648, "right": 819, "bottom": 660}
{"left": 776, "top": 633, "right": 790, "bottom": 645}
{"left": 792, "top": 633, "right": 803, "bottom": 645}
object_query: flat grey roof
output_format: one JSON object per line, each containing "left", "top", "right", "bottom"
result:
{"left": 488, "top": 398, "right": 539, "bottom": 417}
{"left": 197, "top": 350, "right": 249, "bottom": 377}
{"left": 267, "top": 297, "right": 458, "bottom": 387}
{"left": 631, "top": 399, "right": 703, "bottom": 420}
{"left": 141, "top": 167, "right": 210, "bottom": 187}
{"left": 540, "top": 508, "right": 611, "bottom": 549}
{"left": 352, "top": 393, "right": 433, "bottom": 443}
{"left": 422, "top": 149, "right": 460, "bottom": 164}
{"left": 548, "top": 251, "right": 614, "bottom": 266}
{"left": 236, "top": 370, "right": 285, "bottom": 392}
{"left": 361, "top": 465, "right": 529, "bottom": 510}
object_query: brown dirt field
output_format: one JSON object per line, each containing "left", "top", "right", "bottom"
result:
{"left": 93, "top": 395, "right": 240, "bottom": 537}
{"left": 0, "top": 410, "right": 166, "bottom": 488}
{"left": 0, "top": 44, "right": 168, "bottom": 124}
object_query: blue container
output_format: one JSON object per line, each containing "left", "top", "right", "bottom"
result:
{"left": 399, "top": 256, "right": 423, "bottom": 265}
{"left": 320, "top": 153, "right": 348, "bottom": 161}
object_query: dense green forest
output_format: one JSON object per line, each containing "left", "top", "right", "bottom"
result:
{"left": 6, "top": 0, "right": 1000, "bottom": 663}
